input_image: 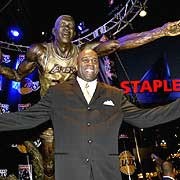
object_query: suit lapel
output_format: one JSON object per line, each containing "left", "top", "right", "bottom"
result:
{"left": 72, "top": 79, "right": 87, "bottom": 103}
{"left": 90, "top": 82, "right": 105, "bottom": 104}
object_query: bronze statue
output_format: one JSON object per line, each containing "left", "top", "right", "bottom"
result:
{"left": 0, "top": 15, "right": 180, "bottom": 180}
{"left": 1, "top": 16, "right": 180, "bottom": 96}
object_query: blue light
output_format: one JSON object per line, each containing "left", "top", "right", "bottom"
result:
{"left": 78, "top": 25, "right": 83, "bottom": 31}
{"left": 10, "top": 29, "right": 19, "bottom": 37}
{"left": 77, "top": 21, "right": 89, "bottom": 35}
{"left": 77, "top": 22, "right": 85, "bottom": 31}
{"left": 8, "top": 26, "right": 22, "bottom": 41}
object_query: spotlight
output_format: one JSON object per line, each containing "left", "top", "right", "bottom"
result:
{"left": 108, "top": 0, "right": 114, "bottom": 7}
{"left": 8, "top": 26, "right": 23, "bottom": 41}
{"left": 139, "top": 4, "right": 147, "bottom": 17}
{"left": 77, "top": 21, "right": 89, "bottom": 35}
{"left": 77, "top": 22, "right": 85, "bottom": 31}
{"left": 139, "top": 9, "right": 147, "bottom": 17}
{"left": 10, "top": 29, "right": 19, "bottom": 37}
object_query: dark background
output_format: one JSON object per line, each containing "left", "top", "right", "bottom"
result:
{"left": 0, "top": 0, "right": 180, "bottom": 45}
{"left": 0, "top": 0, "right": 180, "bottom": 179}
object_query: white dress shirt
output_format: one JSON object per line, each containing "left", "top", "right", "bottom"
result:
{"left": 77, "top": 76, "right": 97, "bottom": 103}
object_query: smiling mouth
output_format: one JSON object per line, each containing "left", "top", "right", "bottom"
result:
{"left": 63, "top": 34, "right": 70, "bottom": 38}
{"left": 62, "top": 31, "right": 70, "bottom": 37}
{"left": 85, "top": 69, "right": 94, "bottom": 73}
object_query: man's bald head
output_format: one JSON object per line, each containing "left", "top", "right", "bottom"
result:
{"left": 162, "top": 161, "right": 176, "bottom": 178}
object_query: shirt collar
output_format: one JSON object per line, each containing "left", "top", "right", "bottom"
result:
{"left": 77, "top": 76, "right": 97, "bottom": 99}
{"left": 163, "top": 176, "right": 175, "bottom": 180}
{"left": 76, "top": 76, "right": 97, "bottom": 87}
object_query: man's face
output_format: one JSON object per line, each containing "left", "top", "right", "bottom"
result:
{"left": 54, "top": 15, "right": 75, "bottom": 43}
{"left": 77, "top": 49, "right": 99, "bottom": 81}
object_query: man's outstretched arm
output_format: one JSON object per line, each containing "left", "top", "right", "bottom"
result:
{"left": 0, "top": 87, "right": 52, "bottom": 132}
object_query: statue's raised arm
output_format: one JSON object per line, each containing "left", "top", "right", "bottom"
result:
{"left": 93, "top": 19, "right": 180, "bottom": 56}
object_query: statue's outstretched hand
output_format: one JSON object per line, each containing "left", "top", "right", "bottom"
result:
{"left": 163, "top": 20, "right": 180, "bottom": 36}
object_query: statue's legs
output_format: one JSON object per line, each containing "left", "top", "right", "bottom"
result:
{"left": 40, "top": 128, "right": 55, "bottom": 180}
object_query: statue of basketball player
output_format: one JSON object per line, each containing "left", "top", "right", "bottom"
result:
{"left": 0, "top": 15, "right": 180, "bottom": 180}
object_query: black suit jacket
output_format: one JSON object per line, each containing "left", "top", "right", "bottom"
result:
{"left": 0, "top": 79, "right": 180, "bottom": 180}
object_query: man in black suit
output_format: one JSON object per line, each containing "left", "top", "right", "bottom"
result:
{"left": 0, "top": 48, "right": 180, "bottom": 180}
{"left": 162, "top": 161, "right": 176, "bottom": 180}
{"left": 1, "top": 16, "right": 180, "bottom": 179}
